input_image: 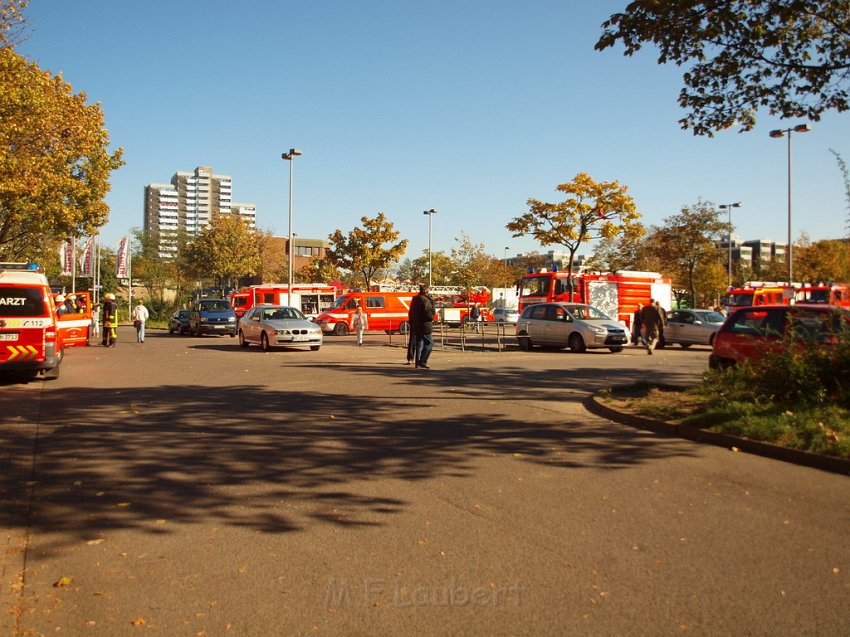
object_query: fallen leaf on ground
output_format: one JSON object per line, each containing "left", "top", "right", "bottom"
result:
{"left": 54, "top": 576, "right": 73, "bottom": 587}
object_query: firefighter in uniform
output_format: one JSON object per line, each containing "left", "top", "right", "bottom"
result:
{"left": 102, "top": 293, "right": 119, "bottom": 347}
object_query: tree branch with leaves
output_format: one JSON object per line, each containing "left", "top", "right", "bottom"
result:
{"left": 506, "top": 172, "right": 642, "bottom": 288}
{"left": 596, "top": 1, "right": 850, "bottom": 135}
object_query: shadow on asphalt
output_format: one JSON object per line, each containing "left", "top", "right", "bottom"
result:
{"left": 1, "top": 358, "right": 702, "bottom": 555}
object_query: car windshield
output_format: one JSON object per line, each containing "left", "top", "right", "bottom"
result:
{"left": 726, "top": 293, "right": 754, "bottom": 306}
{"left": 329, "top": 295, "right": 351, "bottom": 310}
{"left": 263, "top": 307, "right": 304, "bottom": 321}
{"left": 565, "top": 305, "right": 611, "bottom": 320}
{"left": 694, "top": 311, "right": 725, "bottom": 323}
{"left": 200, "top": 301, "right": 230, "bottom": 312}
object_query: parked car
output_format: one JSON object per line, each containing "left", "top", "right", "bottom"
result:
{"left": 491, "top": 308, "right": 519, "bottom": 323}
{"left": 238, "top": 304, "right": 323, "bottom": 352}
{"left": 709, "top": 304, "right": 850, "bottom": 369}
{"left": 168, "top": 309, "right": 191, "bottom": 335}
{"left": 659, "top": 308, "right": 725, "bottom": 348}
{"left": 189, "top": 298, "right": 237, "bottom": 337}
{"left": 515, "top": 302, "right": 628, "bottom": 353}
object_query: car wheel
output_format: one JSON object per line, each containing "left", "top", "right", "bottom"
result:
{"left": 169, "top": 325, "right": 175, "bottom": 335}
{"left": 679, "top": 343, "right": 692, "bottom": 349}
{"left": 517, "top": 333, "right": 532, "bottom": 351}
{"left": 608, "top": 346, "right": 624, "bottom": 353}
{"left": 261, "top": 332, "right": 272, "bottom": 352}
{"left": 568, "top": 332, "right": 586, "bottom": 353}
{"left": 310, "top": 345, "right": 321, "bottom": 351}
{"left": 398, "top": 321, "right": 410, "bottom": 335}
{"left": 333, "top": 323, "right": 349, "bottom": 336}
{"left": 656, "top": 337, "right": 666, "bottom": 349}
{"left": 238, "top": 330, "right": 249, "bottom": 348}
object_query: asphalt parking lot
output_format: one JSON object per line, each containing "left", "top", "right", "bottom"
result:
{"left": 1, "top": 327, "right": 848, "bottom": 636}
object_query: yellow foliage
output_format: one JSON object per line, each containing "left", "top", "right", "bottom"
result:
{"left": 0, "top": 48, "right": 124, "bottom": 260}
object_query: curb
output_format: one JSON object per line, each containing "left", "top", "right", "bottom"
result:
{"left": 585, "top": 387, "right": 850, "bottom": 477}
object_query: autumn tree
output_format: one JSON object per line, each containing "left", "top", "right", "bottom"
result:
{"left": 795, "top": 236, "right": 850, "bottom": 283}
{"left": 395, "top": 257, "right": 426, "bottom": 284}
{"left": 326, "top": 213, "right": 408, "bottom": 289}
{"left": 644, "top": 201, "right": 731, "bottom": 308}
{"left": 596, "top": 1, "right": 850, "bottom": 135}
{"left": 507, "top": 173, "right": 641, "bottom": 291}
{"left": 0, "top": 48, "right": 124, "bottom": 260}
{"left": 449, "top": 233, "right": 495, "bottom": 294}
{"left": 183, "top": 214, "right": 262, "bottom": 290}
{"left": 297, "top": 259, "right": 343, "bottom": 284}
{"left": 583, "top": 222, "right": 650, "bottom": 273}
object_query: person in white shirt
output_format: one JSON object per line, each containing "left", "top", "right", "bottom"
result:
{"left": 132, "top": 300, "right": 150, "bottom": 343}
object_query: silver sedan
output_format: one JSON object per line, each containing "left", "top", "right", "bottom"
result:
{"left": 659, "top": 309, "right": 725, "bottom": 348}
{"left": 238, "top": 304, "right": 322, "bottom": 352}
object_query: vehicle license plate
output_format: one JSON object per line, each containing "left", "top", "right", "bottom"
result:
{"left": 0, "top": 333, "right": 18, "bottom": 341}
{"left": 292, "top": 335, "right": 310, "bottom": 342}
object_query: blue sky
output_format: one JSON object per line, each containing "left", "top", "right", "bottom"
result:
{"left": 18, "top": 1, "right": 850, "bottom": 262}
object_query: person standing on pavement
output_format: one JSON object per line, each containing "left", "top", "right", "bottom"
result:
{"left": 132, "top": 299, "right": 150, "bottom": 343}
{"left": 352, "top": 304, "right": 368, "bottom": 346}
{"left": 631, "top": 303, "right": 643, "bottom": 346}
{"left": 102, "top": 293, "right": 119, "bottom": 347}
{"left": 639, "top": 298, "right": 664, "bottom": 355}
{"left": 409, "top": 284, "right": 436, "bottom": 369}
{"left": 469, "top": 304, "right": 480, "bottom": 333}
{"left": 90, "top": 303, "right": 101, "bottom": 339}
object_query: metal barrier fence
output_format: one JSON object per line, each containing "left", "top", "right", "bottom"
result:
{"left": 385, "top": 320, "right": 513, "bottom": 352}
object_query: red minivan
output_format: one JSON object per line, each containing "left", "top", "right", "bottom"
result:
{"left": 0, "top": 263, "right": 63, "bottom": 379}
{"left": 709, "top": 304, "right": 850, "bottom": 369}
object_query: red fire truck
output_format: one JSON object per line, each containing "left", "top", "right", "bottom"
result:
{"left": 229, "top": 283, "right": 336, "bottom": 320}
{"left": 517, "top": 270, "right": 672, "bottom": 328}
{"left": 723, "top": 282, "right": 850, "bottom": 313}
{"left": 429, "top": 285, "right": 494, "bottom": 326}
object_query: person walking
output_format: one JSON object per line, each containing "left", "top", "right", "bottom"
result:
{"left": 409, "top": 284, "right": 436, "bottom": 369}
{"left": 90, "top": 303, "right": 101, "bottom": 340}
{"left": 469, "top": 304, "right": 480, "bottom": 333}
{"left": 655, "top": 300, "right": 667, "bottom": 346}
{"left": 132, "top": 299, "right": 150, "bottom": 343}
{"left": 101, "top": 293, "right": 119, "bottom": 347}
{"left": 639, "top": 298, "right": 664, "bottom": 355}
{"left": 352, "top": 304, "right": 368, "bottom": 346}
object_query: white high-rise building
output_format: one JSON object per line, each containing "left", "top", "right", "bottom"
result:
{"left": 144, "top": 165, "right": 255, "bottom": 255}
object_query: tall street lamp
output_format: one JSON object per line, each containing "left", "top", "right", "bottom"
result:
{"left": 504, "top": 246, "right": 510, "bottom": 285}
{"left": 769, "top": 124, "right": 810, "bottom": 282}
{"left": 282, "top": 148, "right": 302, "bottom": 295}
{"left": 719, "top": 202, "right": 741, "bottom": 288}
{"left": 423, "top": 209, "right": 437, "bottom": 288}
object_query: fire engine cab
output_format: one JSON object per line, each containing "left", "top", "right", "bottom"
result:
{"left": 0, "top": 263, "right": 63, "bottom": 379}
{"left": 518, "top": 270, "right": 672, "bottom": 328}
{"left": 230, "top": 283, "right": 336, "bottom": 320}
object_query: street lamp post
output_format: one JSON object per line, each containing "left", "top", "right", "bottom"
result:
{"left": 769, "top": 124, "right": 810, "bottom": 282}
{"left": 281, "top": 148, "right": 302, "bottom": 297}
{"left": 719, "top": 202, "right": 741, "bottom": 288}
{"left": 504, "top": 246, "right": 510, "bottom": 285}
{"left": 423, "top": 209, "right": 437, "bottom": 288}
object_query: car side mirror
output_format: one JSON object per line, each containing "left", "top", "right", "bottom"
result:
{"left": 693, "top": 320, "right": 702, "bottom": 325}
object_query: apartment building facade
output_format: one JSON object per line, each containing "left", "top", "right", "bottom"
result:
{"left": 144, "top": 166, "right": 255, "bottom": 255}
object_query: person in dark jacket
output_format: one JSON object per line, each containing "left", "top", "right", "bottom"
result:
{"left": 408, "top": 285, "right": 436, "bottom": 369}
{"left": 639, "top": 298, "right": 664, "bottom": 355}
